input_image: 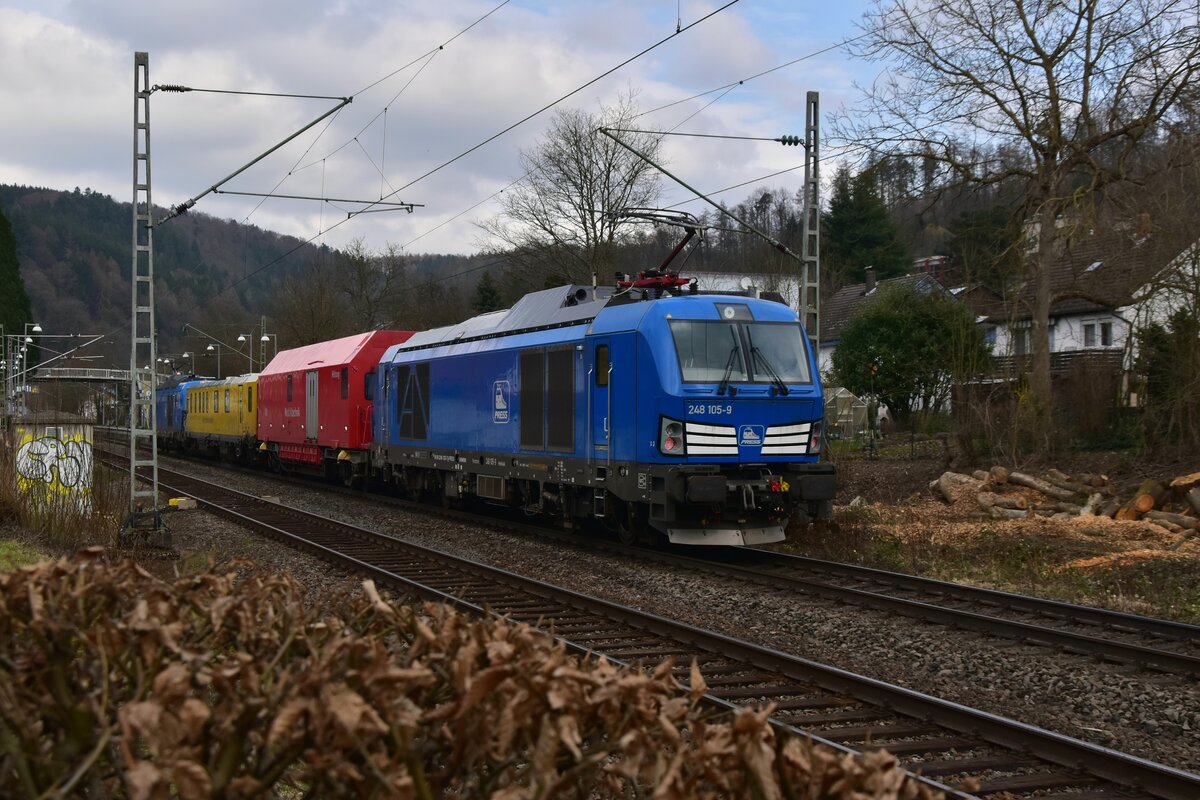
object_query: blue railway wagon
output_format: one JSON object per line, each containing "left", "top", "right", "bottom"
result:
{"left": 155, "top": 376, "right": 201, "bottom": 451}
{"left": 373, "top": 283, "right": 834, "bottom": 546}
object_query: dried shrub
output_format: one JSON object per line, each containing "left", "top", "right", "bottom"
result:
{"left": 0, "top": 552, "right": 941, "bottom": 799}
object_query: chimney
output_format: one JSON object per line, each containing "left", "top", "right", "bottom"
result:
{"left": 865, "top": 267, "right": 877, "bottom": 293}
{"left": 1135, "top": 212, "right": 1152, "bottom": 241}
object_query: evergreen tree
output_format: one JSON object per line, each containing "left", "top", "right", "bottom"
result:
{"left": 472, "top": 271, "right": 505, "bottom": 313}
{"left": 0, "top": 204, "right": 33, "bottom": 356}
{"left": 823, "top": 166, "right": 910, "bottom": 288}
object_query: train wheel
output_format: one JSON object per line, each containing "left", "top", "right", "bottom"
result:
{"left": 617, "top": 502, "right": 648, "bottom": 546}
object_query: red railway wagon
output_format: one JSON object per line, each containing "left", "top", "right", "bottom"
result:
{"left": 257, "top": 330, "right": 414, "bottom": 483}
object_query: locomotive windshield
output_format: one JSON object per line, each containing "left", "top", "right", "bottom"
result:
{"left": 669, "top": 320, "right": 811, "bottom": 385}
{"left": 670, "top": 321, "right": 748, "bottom": 383}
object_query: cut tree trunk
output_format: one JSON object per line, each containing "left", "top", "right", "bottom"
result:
{"left": 1079, "top": 493, "right": 1105, "bottom": 516}
{"left": 989, "top": 465, "right": 1010, "bottom": 484}
{"left": 1169, "top": 472, "right": 1200, "bottom": 490}
{"left": 931, "top": 471, "right": 977, "bottom": 503}
{"left": 1034, "top": 501, "right": 1084, "bottom": 515}
{"left": 1077, "top": 472, "right": 1111, "bottom": 489}
{"left": 1098, "top": 497, "right": 1123, "bottom": 518}
{"left": 1041, "top": 470, "right": 1095, "bottom": 498}
{"left": 1114, "top": 506, "right": 1142, "bottom": 522}
{"left": 1144, "top": 510, "right": 1200, "bottom": 531}
{"left": 1008, "top": 471, "right": 1078, "bottom": 502}
{"left": 977, "top": 492, "right": 1028, "bottom": 511}
{"left": 1187, "top": 487, "right": 1200, "bottom": 517}
{"left": 1132, "top": 480, "right": 1166, "bottom": 514}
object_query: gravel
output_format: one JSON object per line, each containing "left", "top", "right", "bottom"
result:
{"left": 153, "top": 456, "right": 1200, "bottom": 774}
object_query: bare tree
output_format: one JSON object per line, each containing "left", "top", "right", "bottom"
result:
{"left": 336, "top": 239, "right": 408, "bottom": 331}
{"left": 837, "top": 0, "right": 1200, "bottom": 445}
{"left": 480, "top": 94, "right": 662, "bottom": 286}
{"left": 276, "top": 253, "right": 352, "bottom": 345}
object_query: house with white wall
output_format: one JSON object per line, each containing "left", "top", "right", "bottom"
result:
{"left": 981, "top": 224, "right": 1197, "bottom": 390}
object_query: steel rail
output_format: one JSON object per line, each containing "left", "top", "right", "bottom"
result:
{"left": 108, "top": 453, "right": 1200, "bottom": 800}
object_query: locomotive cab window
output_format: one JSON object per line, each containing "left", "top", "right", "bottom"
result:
{"left": 287, "top": 374, "right": 293, "bottom": 402}
{"left": 669, "top": 321, "right": 748, "bottom": 383}
{"left": 341, "top": 367, "right": 349, "bottom": 400}
{"left": 595, "top": 344, "right": 609, "bottom": 386}
{"left": 669, "top": 320, "right": 811, "bottom": 385}
{"left": 364, "top": 372, "right": 375, "bottom": 401}
{"left": 745, "top": 323, "right": 811, "bottom": 384}
{"left": 248, "top": 386, "right": 253, "bottom": 413}
{"left": 225, "top": 389, "right": 230, "bottom": 413}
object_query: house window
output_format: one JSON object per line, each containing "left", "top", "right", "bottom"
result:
{"left": 1083, "top": 320, "right": 1114, "bottom": 348}
{"left": 1012, "top": 327, "right": 1031, "bottom": 356}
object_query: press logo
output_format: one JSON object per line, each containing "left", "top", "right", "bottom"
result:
{"left": 493, "top": 380, "right": 510, "bottom": 423}
{"left": 739, "top": 425, "right": 763, "bottom": 446}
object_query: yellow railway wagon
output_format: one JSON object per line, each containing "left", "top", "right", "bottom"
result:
{"left": 184, "top": 374, "right": 260, "bottom": 462}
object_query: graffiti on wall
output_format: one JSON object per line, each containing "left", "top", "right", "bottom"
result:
{"left": 14, "top": 429, "right": 94, "bottom": 513}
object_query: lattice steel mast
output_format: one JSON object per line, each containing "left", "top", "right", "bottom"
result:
{"left": 125, "top": 51, "right": 167, "bottom": 545}
{"left": 800, "top": 91, "right": 820, "bottom": 352}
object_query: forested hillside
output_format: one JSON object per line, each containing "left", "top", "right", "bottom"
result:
{"left": 0, "top": 185, "right": 485, "bottom": 360}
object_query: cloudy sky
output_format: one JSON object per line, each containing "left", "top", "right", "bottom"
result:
{"left": 0, "top": 0, "right": 876, "bottom": 258}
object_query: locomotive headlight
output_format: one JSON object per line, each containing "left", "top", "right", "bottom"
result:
{"left": 659, "top": 418, "right": 686, "bottom": 456}
{"left": 809, "top": 420, "right": 823, "bottom": 454}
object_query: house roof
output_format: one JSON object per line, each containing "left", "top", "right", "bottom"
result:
{"left": 987, "top": 226, "right": 1187, "bottom": 322}
{"left": 820, "top": 273, "right": 946, "bottom": 344}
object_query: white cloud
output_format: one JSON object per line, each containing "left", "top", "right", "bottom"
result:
{"left": 0, "top": 1, "right": 873, "bottom": 257}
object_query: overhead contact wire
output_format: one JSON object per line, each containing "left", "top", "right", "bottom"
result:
{"left": 216, "top": 0, "right": 741, "bottom": 294}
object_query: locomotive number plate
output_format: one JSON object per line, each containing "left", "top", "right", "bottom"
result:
{"left": 687, "top": 404, "right": 733, "bottom": 415}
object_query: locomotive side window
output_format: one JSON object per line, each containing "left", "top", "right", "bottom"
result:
{"left": 396, "top": 362, "right": 430, "bottom": 439}
{"left": 225, "top": 389, "right": 230, "bottom": 413}
{"left": 341, "top": 367, "right": 349, "bottom": 400}
{"left": 595, "top": 344, "right": 609, "bottom": 386}
{"left": 519, "top": 349, "right": 545, "bottom": 449}
{"left": 364, "top": 372, "right": 374, "bottom": 401}
{"left": 546, "top": 347, "right": 574, "bottom": 451}
{"left": 248, "top": 386, "right": 253, "bottom": 413}
{"left": 287, "top": 374, "right": 293, "bottom": 402}
{"left": 669, "top": 321, "right": 747, "bottom": 383}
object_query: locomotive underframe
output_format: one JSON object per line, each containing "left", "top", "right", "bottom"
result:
{"left": 373, "top": 444, "right": 835, "bottom": 546}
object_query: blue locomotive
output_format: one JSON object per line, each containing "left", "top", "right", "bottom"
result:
{"left": 372, "top": 272, "right": 835, "bottom": 545}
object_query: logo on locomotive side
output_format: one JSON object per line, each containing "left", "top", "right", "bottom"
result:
{"left": 493, "top": 380, "right": 510, "bottom": 423}
{"left": 738, "top": 425, "right": 764, "bottom": 446}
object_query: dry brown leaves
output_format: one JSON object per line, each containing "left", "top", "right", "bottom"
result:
{"left": 0, "top": 552, "right": 941, "bottom": 799}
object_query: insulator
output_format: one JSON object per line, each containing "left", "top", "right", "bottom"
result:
{"left": 778, "top": 134, "right": 801, "bottom": 146}
{"left": 154, "top": 84, "right": 192, "bottom": 93}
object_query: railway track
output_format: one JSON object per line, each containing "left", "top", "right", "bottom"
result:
{"left": 559, "top": 538, "right": 1200, "bottom": 678}
{"left": 110, "top": 453, "right": 1200, "bottom": 799}
{"left": 101, "top": 430, "right": 1200, "bottom": 678}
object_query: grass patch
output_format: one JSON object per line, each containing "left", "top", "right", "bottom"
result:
{"left": 787, "top": 521, "right": 1200, "bottom": 622}
{"left": 0, "top": 539, "right": 49, "bottom": 571}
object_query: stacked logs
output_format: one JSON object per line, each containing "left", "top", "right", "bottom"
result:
{"left": 930, "top": 467, "right": 1200, "bottom": 540}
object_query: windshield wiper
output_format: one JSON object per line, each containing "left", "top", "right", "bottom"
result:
{"left": 751, "top": 346, "right": 789, "bottom": 396}
{"left": 716, "top": 330, "right": 741, "bottom": 396}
